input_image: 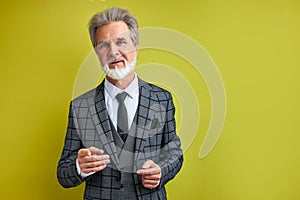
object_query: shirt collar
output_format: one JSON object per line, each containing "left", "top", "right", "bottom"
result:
{"left": 104, "top": 73, "right": 139, "bottom": 99}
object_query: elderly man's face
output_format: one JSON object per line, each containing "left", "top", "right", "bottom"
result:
{"left": 95, "top": 21, "right": 137, "bottom": 70}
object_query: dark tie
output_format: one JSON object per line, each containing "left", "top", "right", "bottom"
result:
{"left": 116, "top": 92, "right": 128, "bottom": 141}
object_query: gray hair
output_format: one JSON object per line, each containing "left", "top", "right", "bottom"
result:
{"left": 88, "top": 7, "right": 139, "bottom": 48}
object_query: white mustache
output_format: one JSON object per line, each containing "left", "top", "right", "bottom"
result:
{"left": 107, "top": 57, "right": 125, "bottom": 65}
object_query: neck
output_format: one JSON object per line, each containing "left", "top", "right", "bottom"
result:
{"left": 106, "top": 71, "right": 135, "bottom": 90}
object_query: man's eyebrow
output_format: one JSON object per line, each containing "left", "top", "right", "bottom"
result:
{"left": 97, "top": 37, "right": 126, "bottom": 45}
{"left": 116, "top": 36, "right": 127, "bottom": 41}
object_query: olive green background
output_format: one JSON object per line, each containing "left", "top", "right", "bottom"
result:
{"left": 0, "top": 0, "right": 299, "bottom": 199}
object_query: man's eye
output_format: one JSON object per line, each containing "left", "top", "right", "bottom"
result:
{"left": 117, "top": 40, "right": 127, "bottom": 46}
{"left": 98, "top": 43, "right": 109, "bottom": 49}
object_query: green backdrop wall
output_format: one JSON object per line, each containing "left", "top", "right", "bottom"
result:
{"left": 0, "top": 0, "right": 299, "bottom": 199}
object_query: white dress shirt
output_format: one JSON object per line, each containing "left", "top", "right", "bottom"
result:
{"left": 104, "top": 74, "right": 139, "bottom": 131}
{"left": 76, "top": 74, "right": 139, "bottom": 177}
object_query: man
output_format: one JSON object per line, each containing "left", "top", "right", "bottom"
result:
{"left": 57, "top": 7, "right": 183, "bottom": 200}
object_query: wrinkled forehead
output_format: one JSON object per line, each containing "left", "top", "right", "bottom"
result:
{"left": 99, "top": 31, "right": 132, "bottom": 43}
{"left": 95, "top": 21, "right": 132, "bottom": 43}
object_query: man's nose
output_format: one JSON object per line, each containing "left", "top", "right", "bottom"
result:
{"left": 108, "top": 43, "right": 120, "bottom": 57}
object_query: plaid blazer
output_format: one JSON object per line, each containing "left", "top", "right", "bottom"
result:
{"left": 57, "top": 78, "right": 183, "bottom": 200}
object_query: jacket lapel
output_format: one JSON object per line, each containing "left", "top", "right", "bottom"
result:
{"left": 90, "top": 82, "right": 120, "bottom": 168}
{"left": 134, "top": 79, "right": 153, "bottom": 165}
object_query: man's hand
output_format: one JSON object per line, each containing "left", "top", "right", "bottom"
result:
{"left": 136, "top": 160, "right": 162, "bottom": 189}
{"left": 77, "top": 147, "right": 110, "bottom": 174}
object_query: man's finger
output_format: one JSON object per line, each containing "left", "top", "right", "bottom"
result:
{"left": 78, "top": 148, "right": 91, "bottom": 157}
{"left": 89, "top": 147, "right": 104, "bottom": 155}
{"left": 78, "top": 155, "right": 94, "bottom": 164}
{"left": 142, "top": 179, "right": 159, "bottom": 185}
{"left": 80, "top": 159, "right": 110, "bottom": 172}
{"left": 141, "top": 160, "right": 155, "bottom": 169}
{"left": 136, "top": 166, "right": 160, "bottom": 175}
{"left": 93, "top": 154, "right": 110, "bottom": 161}
{"left": 79, "top": 155, "right": 109, "bottom": 164}
{"left": 82, "top": 164, "right": 107, "bottom": 173}
{"left": 142, "top": 181, "right": 159, "bottom": 189}
{"left": 84, "top": 159, "right": 110, "bottom": 168}
{"left": 142, "top": 174, "right": 161, "bottom": 181}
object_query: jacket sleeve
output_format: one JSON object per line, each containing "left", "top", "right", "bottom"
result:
{"left": 157, "top": 93, "right": 184, "bottom": 187}
{"left": 57, "top": 102, "right": 84, "bottom": 188}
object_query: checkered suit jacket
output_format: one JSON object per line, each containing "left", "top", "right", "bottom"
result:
{"left": 57, "top": 78, "right": 183, "bottom": 200}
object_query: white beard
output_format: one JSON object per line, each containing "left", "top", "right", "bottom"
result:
{"left": 102, "top": 55, "right": 137, "bottom": 80}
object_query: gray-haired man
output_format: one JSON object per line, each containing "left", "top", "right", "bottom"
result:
{"left": 57, "top": 7, "right": 183, "bottom": 200}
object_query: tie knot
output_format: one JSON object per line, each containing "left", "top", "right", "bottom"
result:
{"left": 116, "top": 92, "right": 127, "bottom": 103}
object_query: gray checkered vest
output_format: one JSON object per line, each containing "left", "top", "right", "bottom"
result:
{"left": 109, "top": 113, "right": 138, "bottom": 200}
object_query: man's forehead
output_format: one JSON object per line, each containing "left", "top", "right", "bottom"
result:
{"left": 101, "top": 33, "right": 131, "bottom": 41}
{"left": 96, "top": 21, "right": 131, "bottom": 42}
